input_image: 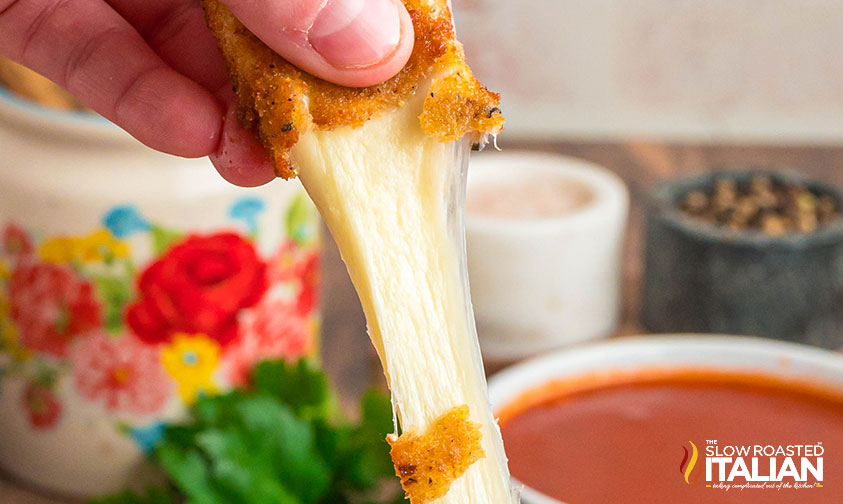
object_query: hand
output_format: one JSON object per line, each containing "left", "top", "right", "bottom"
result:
{"left": 0, "top": 0, "right": 414, "bottom": 186}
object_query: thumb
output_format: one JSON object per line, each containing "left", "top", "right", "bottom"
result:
{"left": 220, "top": 0, "right": 414, "bottom": 87}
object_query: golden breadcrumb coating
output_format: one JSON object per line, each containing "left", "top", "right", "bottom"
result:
{"left": 387, "top": 405, "right": 484, "bottom": 504}
{"left": 201, "top": 0, "right": 504, "bottom": 179}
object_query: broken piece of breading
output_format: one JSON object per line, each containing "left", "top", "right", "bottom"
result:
{"left": 202, "top": 2, "right": 515, "bottom": 503}
{"left": 201, "top": 0, "right": 503, "bottom": 178}
{"left": 388, "top": 405, "right": 485, "bottom": 503}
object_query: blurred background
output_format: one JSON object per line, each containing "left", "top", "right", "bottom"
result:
{"left": 455, "top": 0, "right": 843, "bottom": 143}
{"left": 3, "top": 1, "right": 843, "bottom": 502}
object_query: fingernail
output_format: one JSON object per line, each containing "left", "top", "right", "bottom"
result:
{"left": 308, "top": 0, "right": 401, "bottom": 69}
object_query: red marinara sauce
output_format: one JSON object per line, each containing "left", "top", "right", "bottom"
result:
{"left": 498, "top": 369, "right": 843, "bottom": 504}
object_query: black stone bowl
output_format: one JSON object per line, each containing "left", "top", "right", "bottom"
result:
{"left": 642, "top": 170, "right": 843, "bottom": 350}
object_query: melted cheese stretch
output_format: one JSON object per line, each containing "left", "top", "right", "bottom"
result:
{"left": 293, "top": 92, "right": 514, "bottom": 503}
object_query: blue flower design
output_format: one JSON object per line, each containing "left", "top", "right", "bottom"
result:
{"left": 229, "top": 197, "right": 266, "bottom": 234}
{"left": 103, "top": 205, "right": 150, "bottom": 238}
{"left": 130, "top": 422, "right": 165, "bottom": 453}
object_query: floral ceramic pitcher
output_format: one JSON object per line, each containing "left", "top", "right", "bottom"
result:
{"left": 0, "top": 88, "right": 320, "bottom": 497}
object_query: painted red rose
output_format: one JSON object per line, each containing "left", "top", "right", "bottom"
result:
{"left": 22, "top": 382, "right": 62, "bottom": 429}
{"left": 2, "top": 224, "right": 33, "bottom": 258}
{"left": 127, "top": 233, "right": 267, "bottom": 346}
{"left": 9, "top": 262, "right": 102, "bottom": 357}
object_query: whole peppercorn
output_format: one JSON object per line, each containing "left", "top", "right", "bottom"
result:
{"left": 679, "top": 175, "right": 839, "bottom": 236}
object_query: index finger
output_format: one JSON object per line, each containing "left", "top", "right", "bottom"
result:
{"left": 0, "top": 0, "right": 222, "bottom": 157}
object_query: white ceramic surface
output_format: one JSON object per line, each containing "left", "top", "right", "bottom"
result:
{"left": 488, "top": 335, "right": 843, "bottom": 504}
{"left": 0, "top": 91, "right": 320, "bottom": 497}
{"left": 466, "top": 152, "right": 628, "bottom": 361}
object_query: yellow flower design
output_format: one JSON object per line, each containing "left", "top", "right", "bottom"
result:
{"left": 161, "top": 333, "right": 220, "bottom": 404}
{"left": 0, "top": 308, "right": 30, "bottom": 363}
{"left": 40, "top": 229, "right": 130, "bottom": 265}
{"left": 39, "top": 237, "right": 79, "bottom": 264}
{"left": 81, "top": 229, "right": 130, "bottom": 262}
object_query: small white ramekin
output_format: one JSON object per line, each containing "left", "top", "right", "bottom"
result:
{"left": 488, "top": 335, "right": 843, "bottom": 504}
{"left": 466, "top": 151, "right": 629, "bottom": 361}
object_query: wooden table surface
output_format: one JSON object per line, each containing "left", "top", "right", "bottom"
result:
{"left": 5, "top": 140, "right": 843, "bottom": 503}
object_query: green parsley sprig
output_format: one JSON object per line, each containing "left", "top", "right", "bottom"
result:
{"left": 91, "top": 360, "right": 405, "bottom": 504}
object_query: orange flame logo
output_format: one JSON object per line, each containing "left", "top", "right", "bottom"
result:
{"left": 679, "top": 441, "right": 699, "bottom": 485}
